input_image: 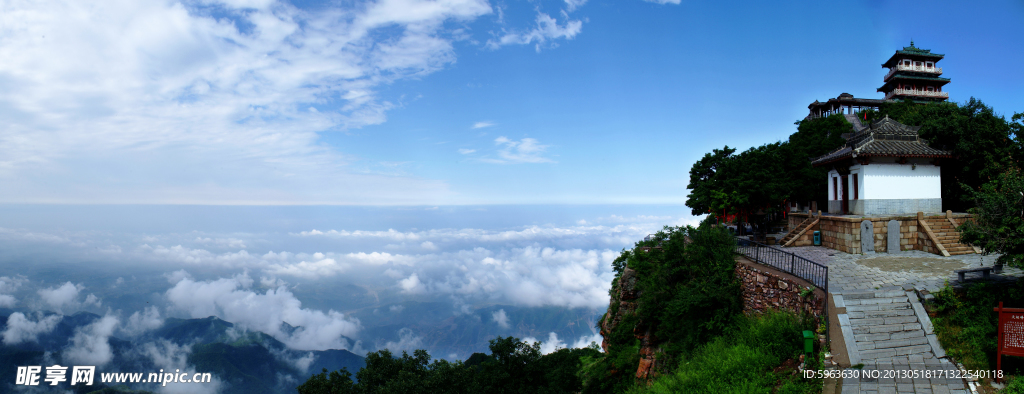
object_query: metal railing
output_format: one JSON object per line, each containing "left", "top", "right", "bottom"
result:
{"left": 736, "top": 240, "right": 828, "bottom": 290}
{"left": 736, "top": 239, "right": 830, "bottom": 345}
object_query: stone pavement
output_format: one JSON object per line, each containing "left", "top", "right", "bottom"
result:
{"left": 777, "top": 246, "right": 1022, "bottom": 292}
{"left": 767, "top": 246, "right": 1024, "bottom": 393}
{"left": 835, "top": 289, "right": 968, "bottom": 394}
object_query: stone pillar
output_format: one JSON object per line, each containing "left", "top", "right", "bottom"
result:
{"left": 887, "top": 220, "right": 900, "bottom": 253}
{"left": 861, "top": 220, "right": 874, "bottom": 253}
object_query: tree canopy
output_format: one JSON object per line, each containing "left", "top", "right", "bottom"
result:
{"left": 296, "top": 337, "right": 599, "bottom": 394}
{"left": 868, "top": 98, "right": 1018, "bottom": 211}
{"left": 685, "top": 114, "right": 849, "bottom": 220}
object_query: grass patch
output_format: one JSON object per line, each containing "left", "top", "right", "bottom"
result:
{"left": 628, "top": 311, "right": 821, "bottom": 394}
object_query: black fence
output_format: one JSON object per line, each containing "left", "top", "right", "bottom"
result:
{"left": 736, "top": 240, "right": 828, "bottom": 291}
{"left": 736, "top": 239, "right": 830, "bottom": 347}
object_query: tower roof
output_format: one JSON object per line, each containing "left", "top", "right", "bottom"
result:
{"left": 882, "top": 41, "right": 945, "bottom": 68}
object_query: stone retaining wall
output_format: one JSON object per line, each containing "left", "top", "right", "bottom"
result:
{"left": 735, "top": 258, "right": 825, "bottom": 319}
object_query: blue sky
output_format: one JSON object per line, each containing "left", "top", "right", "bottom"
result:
{"left": 0, "top": 0, "right": 1021, "bottom": 205}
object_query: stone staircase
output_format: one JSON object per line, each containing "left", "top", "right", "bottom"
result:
{"left": 780, "top": 216, "right": 817, "bottom": 247}
{"left": 839, "top": 290, "right": 940, "bottom": 364}
{"left": 844, "top": 113, "right": 868, "bottom": 132}
{"left": 836, "top": 289, "right": 969, "bottom": 393}
{"left": 921, "top": 217, "right": 975, "bottom": 256}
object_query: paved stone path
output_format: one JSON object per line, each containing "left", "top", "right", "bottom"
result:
{"left": 759, "top": 246, "right": 1024, "bottom": 393}
{"left": 836, "top": 289, "right": 968, "bottom": 394}
{"left": 775, "top": 246, "right": 1022, "bottom": 292}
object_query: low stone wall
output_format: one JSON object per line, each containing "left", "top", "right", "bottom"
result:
{"left": 735, "top": 258, "right": 826, "bottom": 319}
{"left": 786, "top": 212, "right": 971, "bottom": 255}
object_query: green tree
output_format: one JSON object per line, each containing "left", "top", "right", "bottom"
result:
{"left": 958, "top": 169, "right": 1024, "bottom": 268}
{"left": 685, "top": 146, "right": 737, "bottom": 217}
{"left": 787, "top": 114, "right": 850, "bottom": 206}
{"left": 685, "top": 114, "right": 850, "bottom": 226}
{"left": 879, "top": 98, "right": 1018, "bottom": 211}
{"left": 582, "top": 224, "right": 742, "bottom": 393}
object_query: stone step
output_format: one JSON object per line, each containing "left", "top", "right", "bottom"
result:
{"left": 849, "top": 315, "right": 919, "bottom": 326}
{"left": 843, "top": 296, "right": 909, "bottom": 306}
{"left": 857, "top": 336, "right": 929, "bottom": 350}
{"left": 852, "top": 322, "right": 922, "bottom": 334}
{"left": 842, "top": 290, "right": 905, "bottom": 299}
{"left": 845, "top": 303, "right": 912, "bottom": 312}
{"left": 847, "top": 309, "right": 916, "bottom": 319}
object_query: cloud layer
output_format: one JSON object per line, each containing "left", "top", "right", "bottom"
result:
{"left": 0, "top": 0, "right": 608, "bottom": 205}
{"left": 164, "top": 272, "right": 361, "bottom": 350}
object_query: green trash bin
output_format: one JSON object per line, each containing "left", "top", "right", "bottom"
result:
{"left": 813, "top": 231, "right": 821, "bottom": 246}
{"left": 803, "top": 330, "right": 814, "bottom": 360}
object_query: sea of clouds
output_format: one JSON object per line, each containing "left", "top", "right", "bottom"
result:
{"left": 0, "top": 206, "right": 701, "bottom": 359}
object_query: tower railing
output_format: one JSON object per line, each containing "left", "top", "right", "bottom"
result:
{"left": 884, "top": 64, "right": 943, "bottom": 81}
{"left": 885, "top": 89, "right": 949, "bottom": 100}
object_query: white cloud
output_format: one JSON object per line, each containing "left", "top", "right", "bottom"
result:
{"left": 399, "top": 274, "right": 427, "bottom": 294}
{"left": 524, "top": 332, "right": 602, "bottom": 355}
{"left": 37, "top": 282, "right": 98, "bottom": 313}
{"left": 484, "top": 136, "right": 554, "bottom": 164}
{"left": 0, "top": 275, "right": 26, "bottom": 308}
{"left": 1, "top": 312, "right": 62, "bottom": 345}
{"left": 565, "top": 0, "right": 588, "bottom": 12}
{"left": 458, "top": 148, "right": 476, "bottom": 154}
{"left": 571, "top": 332, "right": 603, "bottom": 350}
{"left": 37, "top": 282, "right": 81, "bottom": 311}
{"left": 523, "top": 332, "right": 564, "bottom": 354}
{"left": 487, "top": 12, "right": 583, "bottom": 52}
{"left": 164, "top": 272, "right": 361, "bottom": 350}
{"left": 384, "top": 328, "right": 423, "bottom": 353}
{"left": 64, "top": 315, "right": 119, "bottom": 367}
{"left": 0, "top": 295, "right": 14, "bottom": 308}
{"left": 122, "top": 306, "right": 164, "bottom": 337}
{"left": 472, "top": 121, "right": 495, "bottom": 129}
{"left": 0, "top": 0, "right": 503, "bottom": 205}
{"left": 491, "top": 309, "right": 510, "bottom": 328}
{"left": 141, "top": 340, "right": 224, "bottom": 394}
{"left": 643, "top": 0, "right": 681, "bottom": 4}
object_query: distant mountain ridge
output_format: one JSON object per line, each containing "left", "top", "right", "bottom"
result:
{"left": 0, "top": 310, "right": 364, "bottom": 394}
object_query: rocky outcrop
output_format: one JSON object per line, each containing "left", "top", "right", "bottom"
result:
{"left": 599, "top": 266, "right": 662, "bottom": 380}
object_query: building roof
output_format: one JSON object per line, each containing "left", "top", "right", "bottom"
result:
{"left": 882, "top": 41, "right": 945, "bottom": 68}
{"left": 811, "top": 116, "right": 952, "bottom": 166}
{"left": 807, "top": 94, "right": 884, "bottom": 110}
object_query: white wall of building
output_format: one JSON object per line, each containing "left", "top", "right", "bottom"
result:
{"left": 827, "top": 170, "right": 840, "bottom": 200}
{"left": 861, "top": 163, "right": 940, "bottom": 199}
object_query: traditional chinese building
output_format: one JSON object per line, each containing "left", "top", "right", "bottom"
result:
{"left": 811, "top": 116, "right": 951, "bottom": 215}
{"left": 806, "top": 41, "right": 950, "bottom": 119}
{"left": 877, "top": 41, "right": 950, "bottom": 102}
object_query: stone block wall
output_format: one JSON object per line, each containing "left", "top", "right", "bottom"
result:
{"left": 735, "top": 259, "right": 825, "bottom": 319}
{"left": 819, "top": 218, "right": 860, "bottom": 253}
{"left": 918, "top": 222, "right": 940, "bottom": 255}
{"left": 863, "top": 217, "right": 918, "bottom": 252}
{"left": 783, "top": 213, "right": 968, "bottom": 255}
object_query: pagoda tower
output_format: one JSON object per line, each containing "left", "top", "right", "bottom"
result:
{"left": 877, "top": 41, "right": 950, "bottom": 102}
